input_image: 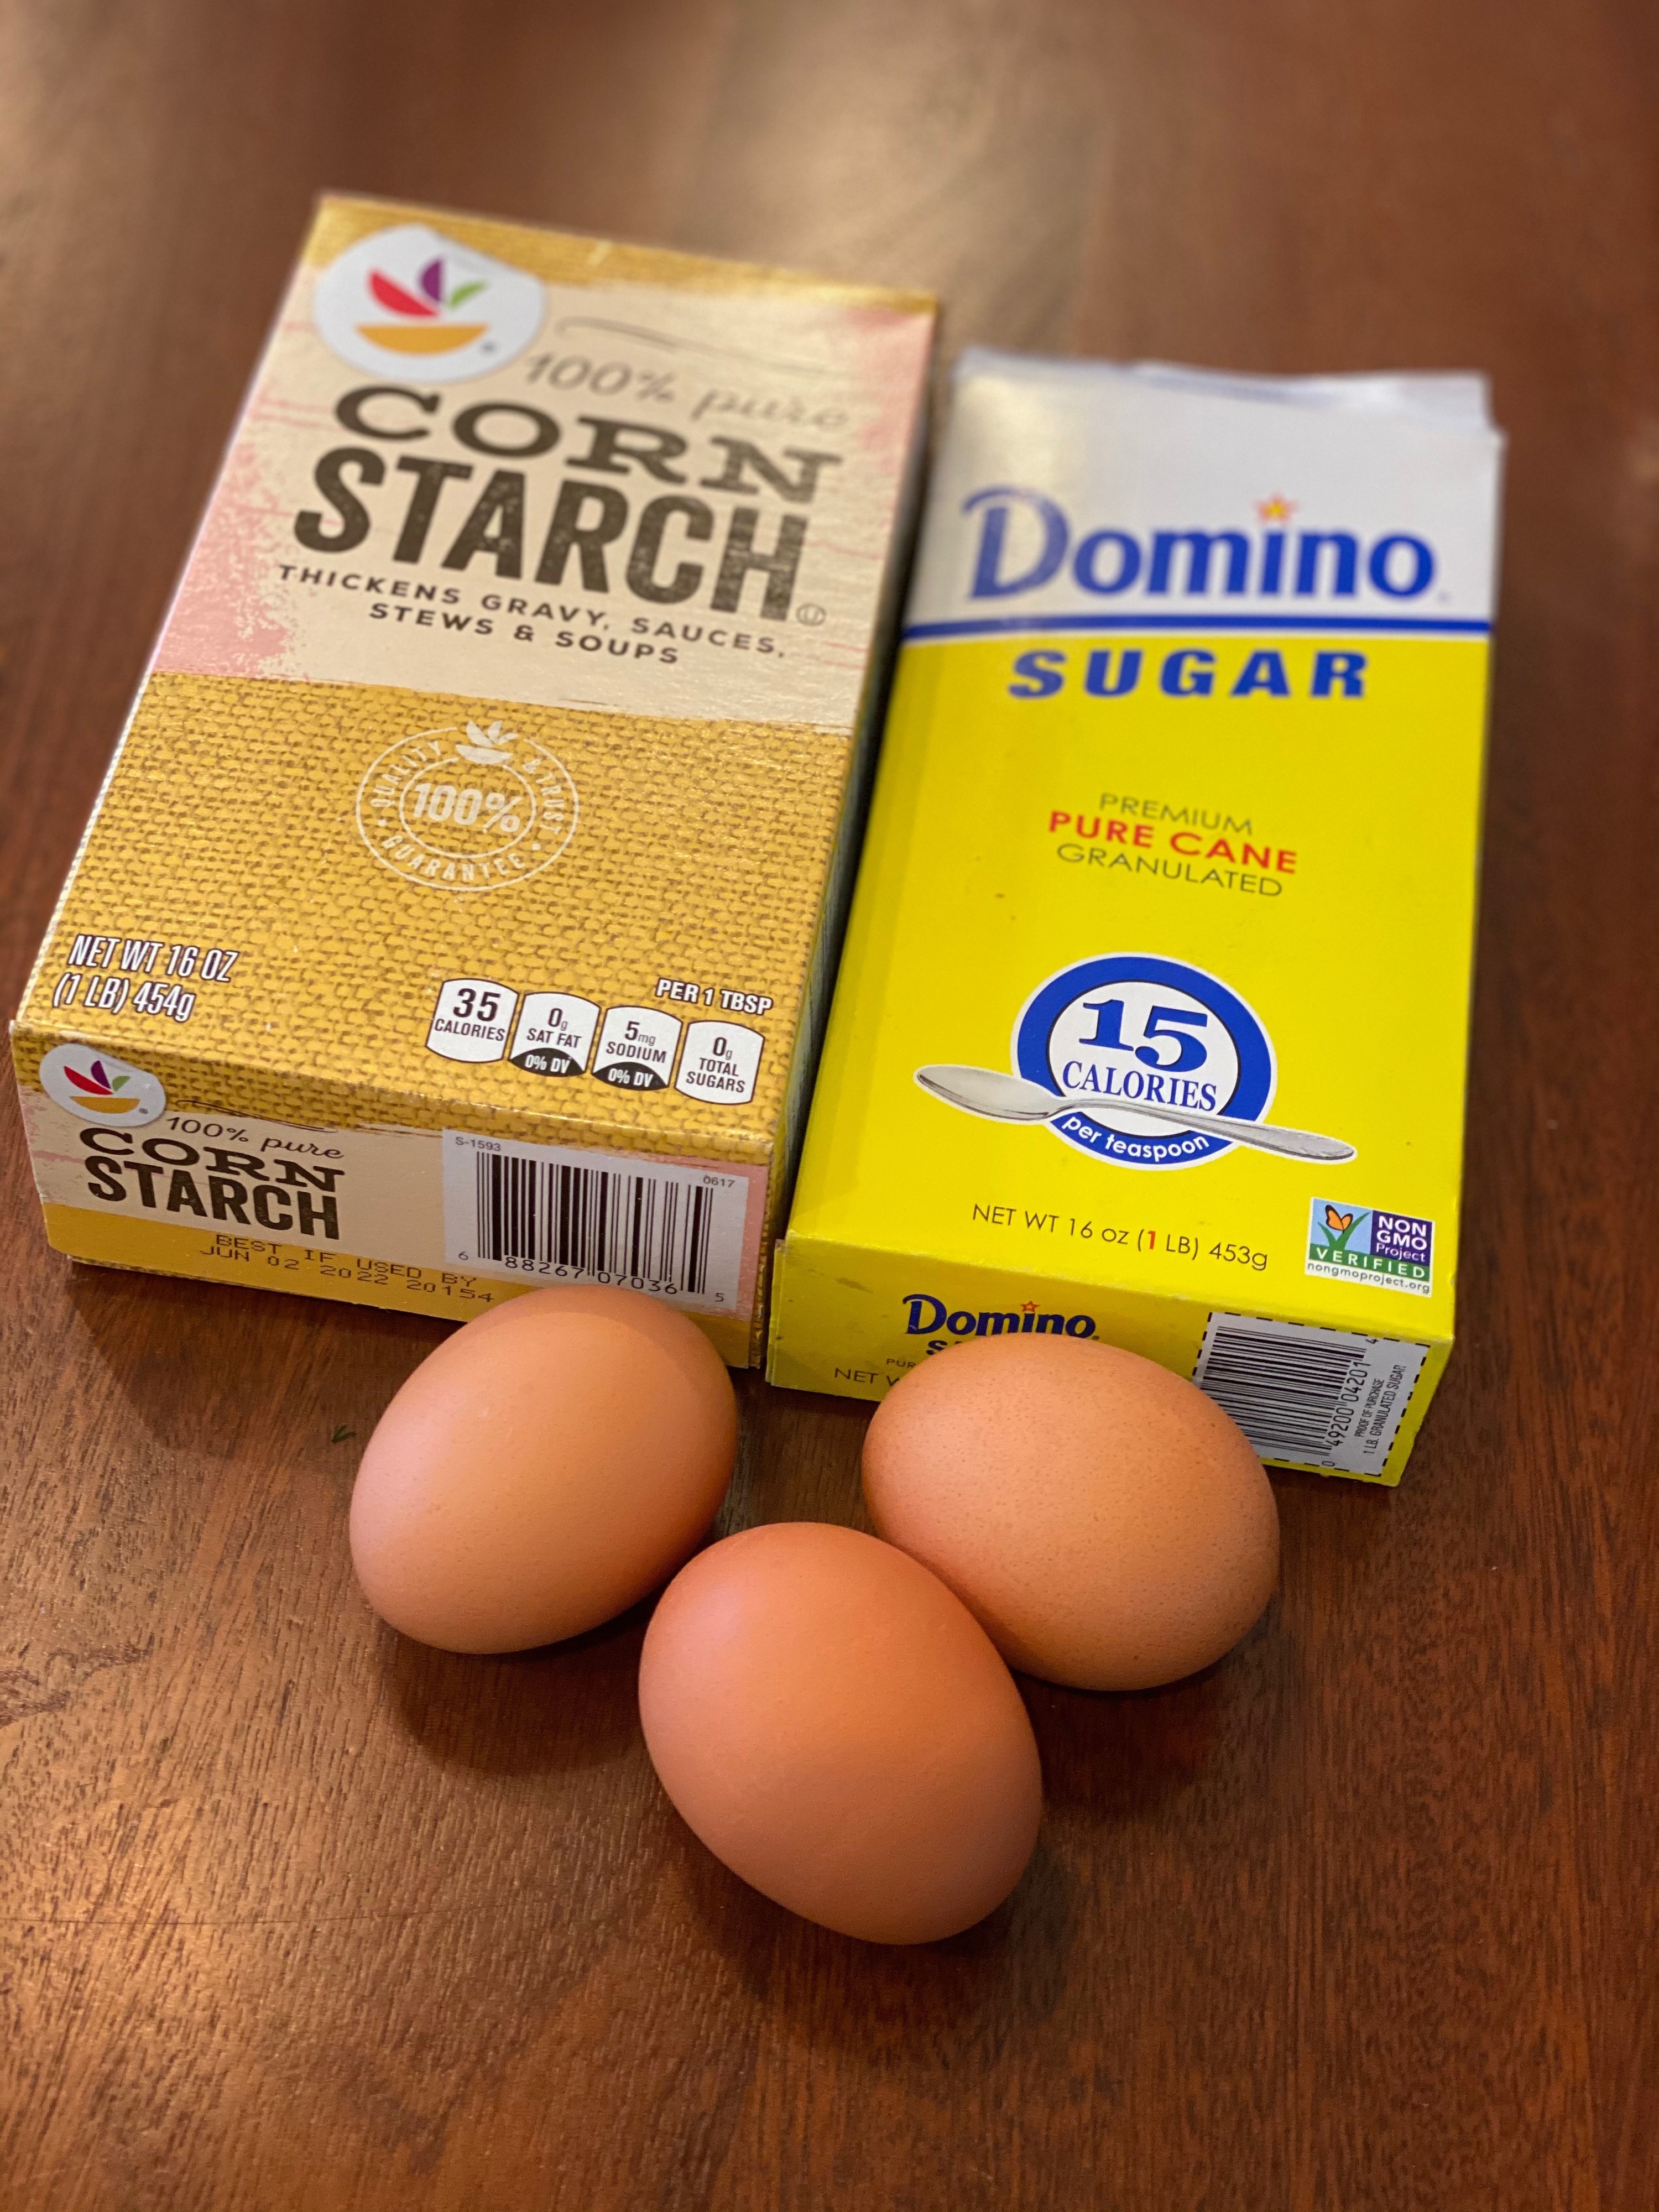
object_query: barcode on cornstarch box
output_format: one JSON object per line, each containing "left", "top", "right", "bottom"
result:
{"left": 1193, "top": 1313, "right": 1430, "bottom": 1479}
{"left": 442, "top": 1131, "right": 753, "bottom": 1317}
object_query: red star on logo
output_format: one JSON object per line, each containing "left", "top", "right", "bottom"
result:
{"left": 1255, "top": 494, "right": 1297, "bottom": 524}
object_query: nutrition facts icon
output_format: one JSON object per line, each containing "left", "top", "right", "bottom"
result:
{"left": 591, "top": 1005, "right": 681, "bottom": 1091}
{"left": 426, "top": 977, "right": 518, "bottom": 1063}
{"left": 509, "top": 991, "right": 599, "bottom": 1077}
{"left": 675, "top": 1021, "right": 764, "bottom": 1106}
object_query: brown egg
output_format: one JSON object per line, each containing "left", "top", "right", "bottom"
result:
{"left": 639, "top": 1522, "right": 1042, "bottom": 1943}
{"left": 863, "top": 1335, "right": 1279, "bottom": 1691}
{"left": 349, "top": 1285, "right": 737, "bottom": 1653}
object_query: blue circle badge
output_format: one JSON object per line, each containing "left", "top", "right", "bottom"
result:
{"left": 1013, "top": 953, "right": 1275, "bottom": 1170}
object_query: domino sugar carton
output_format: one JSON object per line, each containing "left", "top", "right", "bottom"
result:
{"left": 769, "top": 353, "right": 1504, "bottom": 1481}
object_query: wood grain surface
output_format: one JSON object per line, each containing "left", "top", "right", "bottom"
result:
{"left": 3, "top": 2, "right": 1656, "bottom": 2206}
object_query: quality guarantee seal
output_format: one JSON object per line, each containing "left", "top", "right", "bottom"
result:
{"left": 356, "top": 719, "right": 577, "bottom": 894}
{"left": 1014, "top": 952, "right": 1275, "bottom": 1169}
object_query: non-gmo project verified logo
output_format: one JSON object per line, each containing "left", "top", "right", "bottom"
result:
{"left": 1306, "top": 1199, "right": 1433, "bottom": 1296}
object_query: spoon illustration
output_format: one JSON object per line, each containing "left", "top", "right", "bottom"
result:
{"left": 915, "top": 1064, "right": 1356, "bottom": 1164}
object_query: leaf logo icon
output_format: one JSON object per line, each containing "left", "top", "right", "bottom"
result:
{"left": 368, "top": 260, "right": 491, "bottom": 322}
{"left": 456, "top": 719, "right": 516, "bottom": 765}
{"left": 369, "top": 269, "right": 437, "bottom": 320}
{"left": 418, "top": 257, "right": 486, "bottom": 312}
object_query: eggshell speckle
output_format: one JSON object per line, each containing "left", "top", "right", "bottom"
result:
{"left": 639, "top": 1522, "right": 1042, "bottom": 1944}
{"left": 863, "top": 1335, "right": 1279, "bottom": 1691}
{"left": 349, "top": 1284, "right": 737, "bottom": 1653}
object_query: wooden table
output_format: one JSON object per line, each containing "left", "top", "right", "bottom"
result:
{"left": 4, "top": 3, "right": 1655, "bottom": 2205}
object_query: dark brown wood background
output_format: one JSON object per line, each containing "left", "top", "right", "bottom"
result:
{"left": 3, "top": 2, "right": 1656, "bottom": 2206}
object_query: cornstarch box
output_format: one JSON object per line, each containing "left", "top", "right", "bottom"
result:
{"left": 12, "top": 195, "right": 934, "bottom": 1364}
{"left": 769, "top": 352, "right": 1503, "bottom": 1480}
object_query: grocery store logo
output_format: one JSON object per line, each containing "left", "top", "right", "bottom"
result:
{"left": 1306, "top": 1198, "right": 1434, "bottom": 1296}
{"left": 313, "top": 223, "right": 544, "bottom": 384}
{"left": 362, "top": 257, "right": 488, "bottom": 354}
{"left": 40, "top": 1044, "right": 167, "bottom": 1126}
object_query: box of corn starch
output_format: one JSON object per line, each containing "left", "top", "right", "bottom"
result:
{"left": 769, "top": 353, "right": 1503, "bottom": 1481}
{"left": 11, "top": 195, "right": 935, "bottom": 1364}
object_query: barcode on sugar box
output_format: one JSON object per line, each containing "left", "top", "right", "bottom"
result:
{"left": 1192, "top": 1312, "right": 1430, "bottom": 1481}
{"left": 442, "top": 1131, "right": 754, "bottom": 1316}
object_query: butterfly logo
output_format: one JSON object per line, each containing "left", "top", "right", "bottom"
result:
{"left": 1318, "top": 1203, "right": 1366, "bottom": 1251}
